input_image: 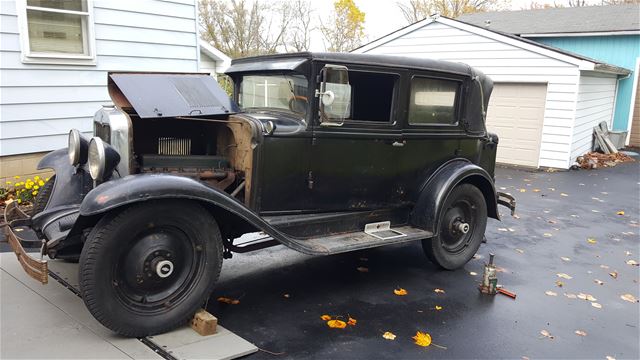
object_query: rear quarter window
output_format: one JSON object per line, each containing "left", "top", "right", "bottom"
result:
{"left": 408, "top": 77, "right": 459, "bottom": 125}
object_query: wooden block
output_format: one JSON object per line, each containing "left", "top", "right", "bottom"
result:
{"left": 190, "top": 308, "right": 217, "bottom": 336}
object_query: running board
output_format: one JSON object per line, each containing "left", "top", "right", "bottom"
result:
{"left": 293, "top": 225, "right": 433, "bottom": 255}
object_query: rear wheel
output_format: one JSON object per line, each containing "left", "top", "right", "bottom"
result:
{"left": 79, "top": 200, "right": 223, "bottom": 337}
{"left": 422, "top": 184, "right": 487, "bottom": 270}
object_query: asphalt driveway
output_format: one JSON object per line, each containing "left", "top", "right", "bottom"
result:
{"left": 207, "top": 161, "right": 640, "bottom": 359}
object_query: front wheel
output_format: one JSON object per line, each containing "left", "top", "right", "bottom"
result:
{"left": 79, "top": 200, "right": 223, "bottom": 337}
{"left": 422, "top": 184, "right": 487, "bottom": 270}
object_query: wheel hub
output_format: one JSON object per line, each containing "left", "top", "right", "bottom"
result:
{"left": 154, "top": 259, "right": 174, "bottom": 278}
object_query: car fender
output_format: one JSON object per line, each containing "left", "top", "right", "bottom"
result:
{"left": 77, "top": 173, "right": 315, "bottom": 254}
{"left": 410, "top": 159, "right": 499, "bottom": 234}
{"left": 35, "top": 148, "right": 93, "bottom": 212}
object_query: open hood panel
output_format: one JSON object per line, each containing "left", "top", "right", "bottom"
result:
{"left": 108, "top": 72, "right": 239, "bottom": 118}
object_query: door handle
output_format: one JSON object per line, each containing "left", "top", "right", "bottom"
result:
{"left": 391, "top": 141, "right": 405, "bottom": 147}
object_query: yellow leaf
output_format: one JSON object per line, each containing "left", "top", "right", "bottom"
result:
{"left": 587, "top": 238, "right": 597, "bottom": 244}
{"left": 320, "top": 314, "right": 332, "bottom": 321}
{"left": 217, "top": 296, "right": 240, "bottom": 305}
{"left": 555, "top": 281, "right": 564, "bottom": 287}
{"left": 626, "top": 259, "right": 639, "bottom": 266}
{"left": 519, "top": 188, "right": 526, "bottom": 193}
{"left": 545, "top": 290, "right": 558, "bottom": 296}
{"left": 621, "top": 294, "right": 638, "bottom": 303}
{"left": 327, "top": 319, "right": 347, "bottom": 329}
{"left": 347, "top": 317, "right": 357, "bottom": 326}
{"left": 435, "top": 305, "right": 443, "bottom": 310}
{"left": 574, "top": 330, "right": 587, "bottom": 336}
{"left": 617, "top": 210, "right": 625, "bottom": 215}
{"left": 382, "top": 331, "right": 396, "bottom": 340}
{"left": 434, "top": 288, "right": 445, "bottom": 294}
{"left": 412, "top": 331, "right": 432, "bottom": 347}
{"left": 394, "top": 288, "right": 408, "bottom": 296}
{"left": 609, "top": 271, "right": 618, "bottom": 279}
{"left": 594, "top": 279, "right": 604, "bottom": 285}
{"left": 557, "top": 273, "right": 573, "bottom": 280}
{"left": 543, "top": 233, "right": 553, "bottom": 237}
{"left": 540, "top": 330, "right": 554, "bottom": 339}
{"left": 532, "top": 189, "right": 541, "bottom": 192}
{"left": 591, "top": 302, "right": 602, "bottom": 309}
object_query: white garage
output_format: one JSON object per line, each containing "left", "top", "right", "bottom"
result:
{"left": 352, "top": 16, "right": 629, "bottom": 169}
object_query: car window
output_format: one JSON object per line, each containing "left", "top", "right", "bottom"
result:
{"left": 408, "top": 77, "right": 459, "bottom": 125}
{"left": 346, "top": 71, "right": 398, "bottom": 123}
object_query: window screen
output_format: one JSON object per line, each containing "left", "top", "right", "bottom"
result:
{"left": 409, "top": 77, "right": 459, "bottom": 125}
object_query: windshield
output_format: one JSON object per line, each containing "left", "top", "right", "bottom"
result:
{"left": 239, "top": 74, "right": 309, "bottom": 116}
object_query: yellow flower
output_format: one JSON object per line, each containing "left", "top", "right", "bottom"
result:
{"left": 14, "top": 176, "right": 20, "bottom": 179}
{"left": 34, "top": 175, "right": 40, "bottom": 180}
{"left": 34, "top": 185, "right": 39, "bottom": 190}
{"left": 5, "top": 181, "right": 12, "bottom": 185}
{"left": 25, "top": 183, "right": 32, "bottom": 190}
{"left": 45, "top": 177, "right": 50, "bottom": 181}
{"left": 32, "top": 191, "right": 38, "bottom": 196}
{"left": 38, "top": 180, "right": 44, "bottom": 186}
{"left": 17, "top": 199, "right": 22, "bottom": 204}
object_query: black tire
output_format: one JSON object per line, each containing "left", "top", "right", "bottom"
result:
{"left": 422, "top": 184, "right": 487, "bottom": 270}
{"left": 31, "top": 175, "right": 55, "bottom": 216}
{"left": 79, "top": 200, "right": 223, "bottom": 337}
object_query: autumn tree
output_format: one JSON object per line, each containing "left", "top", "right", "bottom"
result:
{"left": 199, "top": 0, "right": 292, "bottom": 58}
{"left": 398, "top": 0, "right": 508, "bottom": 23}
{"left": 321, "top": 0, "right": 366, "bottom": 52}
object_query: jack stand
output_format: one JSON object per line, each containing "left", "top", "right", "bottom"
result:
{"left": 479, "top": 253, "right": 498, "bottom": 295}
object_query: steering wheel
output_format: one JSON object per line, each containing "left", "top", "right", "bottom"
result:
{"left": 288, "top": 95, "right": 308, "bottom": 115}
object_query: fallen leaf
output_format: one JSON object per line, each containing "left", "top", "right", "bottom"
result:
{"left": 560, "top": 193, "right": 569, "bottom": 197}
{"left": 540, "top": 330, "right": 554, "bottom": 339}
{"left": 587, "top": 238, "right": 597, "bottom": 244}
{"left": 394, "top": 288, "right": 408, "bottom": 296}
{"left": 217, "top": 297, "right": 240, "bottom": 305}
{"left": 320, "top": 314, "right": 332, "bottom": 321}
{"left": 621, "top": 294, "right": 638, "bottom": 303}
{"left": 283, "top": 293, "right": 290, "bottom": 298}
{"left": 557, "top": 273, "right": 573, "bottom": 280}
{"left": 435, "top": 305, "right": 443, "bottom": 311}
{"left": 382, "top": 331, "right": 396, "bottom": 340}
{"left": 594, "top": 279, "right": 604, "bottom": 285}
{"left": 617, "top": 211, "right": 625, "bottom": 215}
{"left": 606, "top": 356, "right": 616, "bottom": 360}
{"left": 555, "top": 280, "right": 564, "bottom": 287}
{"left": 600, "top": 264, "right": 610, "bottom": 269}
{"left": 545, "top": 290, "right": 558, "bottom": 296}
{"left": 469, "top": 271, "right": 478, "bottom": 276}
{"left": 498, "top": 227, "right": 508, "bottom": 232}
{"left": 564, "top": 293, "right": 577, "bottom": 299}
{"left": 548, "top": 187, "right": 556, "bottom": 191}
{"left": 625, "top": 251, "right": 632, "bottom": 256}
{"left": 515, "top": 248, "right": 524, "bottom": 254}
{"left": 544, "top": 233, "right": 553, "bottom": 237}
{"left": 609, "top": 271, "right": 618, "bottom": 279}
{"left": 574, "top": 330, "right": 587, "bottom": 336}
{"left": 591, "top": 209, "right": 600, "bottom": 213}
{"left": 548, "top": 219, "right": 557, "bottom": 224}
{"left": 591, "top": 302, "right": 602, "bottom": 309}
{"left": 347, "top": 317, "right": 357, "bottom": 326}
{"left": 560, "top": 256, "right": 571, "bottom": 262}
{"left": 327, "top": 319, "right": 347, "bottom": 329}
{"left": 519, "top": 188, "right": 526, "bottom": 193}
{"left": 412, "top": 331, "right": 432, "bottom": 347}
{"left": 513, "top": 214, "right": 521, "bottom": 219}
{"left": 356, "top": 266, "right": 369, "bottom": 273}
{"left": 533, "top": 189, "right": 541, "bottom": 192}
{"left": 626, "top": 260, "right": 639, "bottom": 266}
{"left": 434, "top": 288, "right": 445, "bottom": 294}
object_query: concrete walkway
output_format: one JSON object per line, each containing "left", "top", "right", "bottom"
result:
{"left": 0, "top": 253, "right": 257, "bottom": 359}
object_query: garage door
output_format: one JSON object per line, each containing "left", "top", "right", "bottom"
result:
{"left": 485, "top": 83, "right": 547, "bottom": 167}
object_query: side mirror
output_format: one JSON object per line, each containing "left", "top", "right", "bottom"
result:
{"left": 317, "top": 65, "right": 351, "bottom": 126}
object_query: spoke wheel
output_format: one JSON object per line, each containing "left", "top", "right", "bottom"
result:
{"left": 422, "top": 184, "right": 487, "bottom": 270}
{"left": 79, "top": 200, "right": 223, "bottom": 337}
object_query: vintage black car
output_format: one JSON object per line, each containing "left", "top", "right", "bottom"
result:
{"left": 5, "top": 52, "right": 515, "bottom": 337}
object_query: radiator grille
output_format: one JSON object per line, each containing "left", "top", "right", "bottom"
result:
{"left": 94, "top": 122, "right": 111, "bottom": 143}
{"left": 158, "top": 137, "right": 191, "bottom": 155}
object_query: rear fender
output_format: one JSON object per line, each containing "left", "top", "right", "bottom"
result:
{"left": 410, "top": 159, "right": 499, "bottom": 234}
{"left": 77, "top": 174, "right": 313, "bottom": 254}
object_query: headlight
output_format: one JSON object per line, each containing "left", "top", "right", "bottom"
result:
{"left": 88, "top": 137, "right": 121, "bottom": 181}
{"left": 68, "top": 129, "right": 89, "bottom": 166}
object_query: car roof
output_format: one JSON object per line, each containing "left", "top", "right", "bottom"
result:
{"left": 226, "top": 52, "right": 474, "bottom": 77}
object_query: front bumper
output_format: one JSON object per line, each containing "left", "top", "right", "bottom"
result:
{"left": 497, "top": 192, "right": 517, "bottom": 216}
{"left": 3, "top": 201, "right": 48, "bottom": 284}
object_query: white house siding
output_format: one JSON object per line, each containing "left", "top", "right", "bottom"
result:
{"left": 571, "top": 72, "right": 618, "bottom": 160}
{"left": 0, "top": 0, "right": 199, "bottom": 157}
{"left": 360, "top": 22, "right": 581, "bottom": 168}
{"left": 199, "top": 51, "right": 218, "bottom": 77}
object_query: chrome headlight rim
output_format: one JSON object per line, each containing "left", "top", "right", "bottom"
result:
{"left": 88, "top": 137, "right": 106, "bottom": 181}
{"left": 68, "top": 129, "right": 81, "bottom": 165}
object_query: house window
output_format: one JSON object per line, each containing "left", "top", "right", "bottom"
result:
{"left": 19, "top": 0, "right": 95, "bottom": 64}
{"left": 408, "top": 77, "right": 459, "bottom": 125}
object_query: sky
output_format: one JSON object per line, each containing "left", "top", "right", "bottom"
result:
{"left": 308, "top": 0, "right": 606, "bottom": 50}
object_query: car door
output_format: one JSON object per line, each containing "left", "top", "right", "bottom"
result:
{"left": 394, "top": 73, "right": 468, "bottom": 203}
{"left": 310, "top": 65, "right": 405, "bottom": 212}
